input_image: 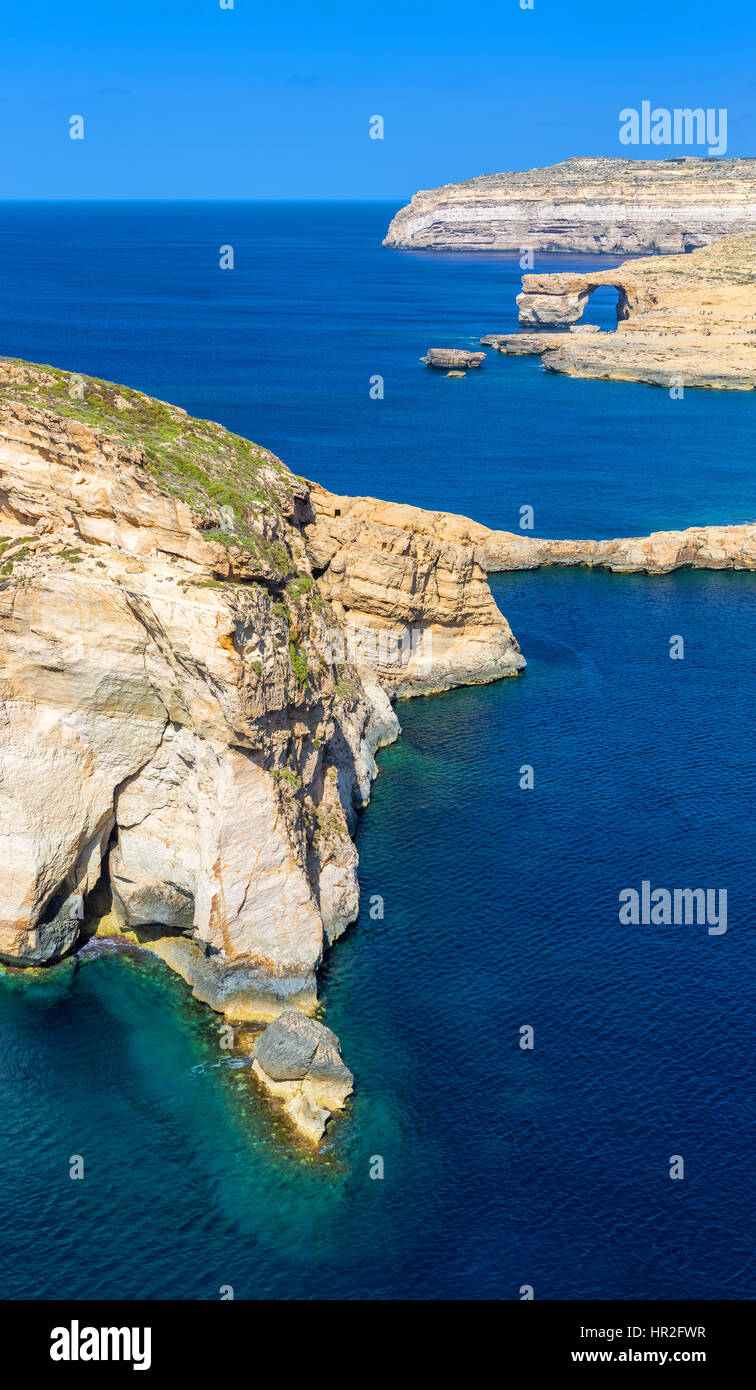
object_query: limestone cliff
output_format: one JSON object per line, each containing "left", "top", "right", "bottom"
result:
{"left": 310, "top": 496, "right": 756, "bottom": 576}
{"left": 481, "top": 524, "right": 756, "bottom": 574}
{"left": 384, "top": 157, "right": 756, "bottom": 254}
{"left": 0, "top": 360, "right": 520, "bottom": 1141}
{"left": 491, "top": 232, "right": 756, "bottom": 389}
{"left": 7, "top": 357, "right": 743, "bottom": 1143}
{"left": 303, "top": 484, "right": 524, "bottom": 695}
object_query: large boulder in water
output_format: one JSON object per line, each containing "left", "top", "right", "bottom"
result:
{"left": 252, "top": 1010, "right": 353, "bottom": 1143}
{"left": 421, "top": 348, "right": 486, "bottom": 369}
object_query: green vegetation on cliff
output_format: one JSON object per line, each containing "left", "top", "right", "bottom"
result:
{"left": 0, "top": 358, "right": 298, "bottom": 574}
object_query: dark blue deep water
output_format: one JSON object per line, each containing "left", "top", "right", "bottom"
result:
{"left": 0, "top": 204, "right": 754, "bottom": 1299}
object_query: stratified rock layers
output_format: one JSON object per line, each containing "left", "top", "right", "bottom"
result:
{"left": 313, "top": 498, "right": 756, "bottom": 576}
{"left": 421, "top": 349, "right": 487, "bottom": 370}
{"left": 500, "top": 233, "right": 756, "bottom": 389}
{"left": 303, "top": 484, "right": 525, "bottom": 696}
{"left": 384, "top": 156, "right": 756, "bottom": 254}
{"left": 0, "top": 360, "right": 520, "bottom": 1049}
{"left": 0, "top": 390, "right": 390, "bottom": 1026}
{"left": 4, "top": 358, "right": 749, "bottom": 1138}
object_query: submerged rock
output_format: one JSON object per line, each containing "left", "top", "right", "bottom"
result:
{"left": 252, "top": 1009, "right": 353, "bottom": 1142}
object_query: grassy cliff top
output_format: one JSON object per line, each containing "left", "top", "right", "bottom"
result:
{"left": 0, "top": 358, "right": 300, "bottom": 569}
{"left": 426, "top": 156, "right": 756, "bottom": 196}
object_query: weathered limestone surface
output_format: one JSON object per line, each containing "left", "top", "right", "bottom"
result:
{"left": 0, "top": 384, "right": 393, "bottom": 1019}
{"left": 0, "top": 359, "right": 524, "bottom": 1136}
{"left": 517, "top": 292, "right": 590, "bottom": 327}
{"left": 310, "top": 497, "right": 756, "bottom": 576}
{"left": 480, "top": 524, "right": 756, "bottom": 574}
{"left": 481, "top": 332, "right": 569, "bottom": 356}
{"left": 384, "top": 157, "right": 756, "bottom": 254}
{"left": 252, "top": 1009, "right": 353, "bottom": 1142}
{"left": 503, "top": 233, "right": 756, "bottom": 389}
{"left": 303, "top": 483, "right": 525, "bottom": 696}
{"left": 421, "top": 349, "right": 486, "bottom": 370}
{"left": 5, "top": 355, "right": 748, "bottom": 1139}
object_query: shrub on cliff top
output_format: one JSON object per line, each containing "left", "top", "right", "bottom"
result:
{"left": 0, "top": 358, "right": 298, "bottom": 576}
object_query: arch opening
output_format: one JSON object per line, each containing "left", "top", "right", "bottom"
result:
{"left": 578, "top": 284, "right": 624, "bottom": 332}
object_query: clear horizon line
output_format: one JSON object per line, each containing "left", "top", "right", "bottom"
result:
{"left": 0, "top": 195, "right": 409, "bottom": 204}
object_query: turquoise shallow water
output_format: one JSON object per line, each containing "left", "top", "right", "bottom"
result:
{"left": 0, "top": 205, "right": 754, "bottom": 1299}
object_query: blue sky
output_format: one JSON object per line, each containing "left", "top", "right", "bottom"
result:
{"left": 1, "top": 0, "right": 752, "bottom": 198}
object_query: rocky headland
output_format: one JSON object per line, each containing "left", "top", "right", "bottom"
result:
{"left": 485, "top": 232, "right": 756, "bottom": 390}
{"left": 306, "top": 493, "right": 756, "bottom": 576}
{"left": 303, "top": 483, "right": 523, "bottom": 694}
{"left": 0, "top": 359, "right": 523, "bottom": 1139}
{"left": 384, "top": 156, "right": 756, "bottom": 254}
{"left": 2, "top": 358, "right": 750, "bottom": 1138}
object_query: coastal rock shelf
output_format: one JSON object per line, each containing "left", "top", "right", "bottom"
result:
{"left": 321, "top": 498, "right": 756, "bottom": 576}
{"left": 384, "top": 156, "right": 756, "bottom": 254}
{"left": 487, "top": 233, "right": 756, "bottom": 390}
{"left": 480, "top": 522, "right": 756, "bottom": 575}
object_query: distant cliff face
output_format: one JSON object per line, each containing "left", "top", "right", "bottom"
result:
{"left": 0, "top": 362, "right": 520, "bottom": 1030}
{"left": 384, "top": 157, "right": 756, "bottom": 254}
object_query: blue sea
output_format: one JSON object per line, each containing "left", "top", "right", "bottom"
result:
{"left": 0, "top": 203, "right": 754, "bottom": 1300}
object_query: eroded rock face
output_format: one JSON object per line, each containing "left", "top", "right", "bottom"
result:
{"left": 516, "top": 292, "right": 589, "bottom": 328}
{"left": 307, "top": 497, "right": 756, "bottom": 577}
{"left": 2, "top": 358, "right": 751, "bottom": 1141}
{"left": 0, "top": 361, "right": 520, "bottom": 1055}
{"left": 502, "top": 233, "right": 756, "bottom": 390}
{"left": 421, "top": 349, "right": 486, "bottom": 369}
{"left": 0, "top": 366, "right": 403, "bottom": 1017}
{"left": 252, "top": 1010, "right": 353, "bottom": 1143}
{"left": 303, "top": 483, "right": 525, "bottom": 696}
{"left": 384, "top": 156, "right": 756, "bottom": 254}
{"left": 479, "top": 525, "right": 756, "bottom": 575}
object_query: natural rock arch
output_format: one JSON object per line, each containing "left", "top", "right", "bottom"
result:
{"left": 517, "top": 275, "right": 633, "bottom": 328}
